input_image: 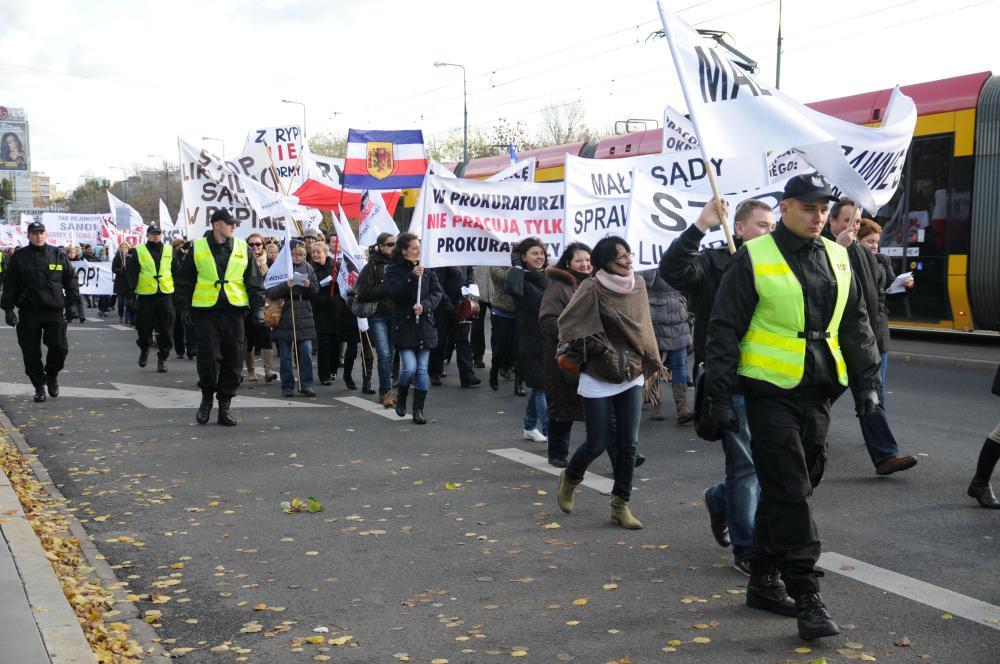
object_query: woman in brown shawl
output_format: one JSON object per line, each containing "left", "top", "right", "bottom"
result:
{"left": 556, "top": 237, "right": 665, "bottom": 529}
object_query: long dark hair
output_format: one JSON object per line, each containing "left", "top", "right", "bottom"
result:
{"left": 513, "top": 236, "right": 547, "bottom": 271}
{"left": 370, "top": 231, "right": 395, "bottom": 256}
{"left": 590, "top": 236, "right": 631, "bottom": 273}
{"left": 1, "top": 132, "right": 23, "bottom": 161}
{"left": 556, "top": 242, "right": 591, "bottom": 274}
{"left": 391, "top": 232, "right": 419, "bottom": 262}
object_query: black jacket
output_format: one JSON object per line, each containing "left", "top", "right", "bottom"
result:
{"left": 659, "top": 225, "right": 739, "bottom": 364}
{"left": 706, "top": 222, "right": 880, "bottom": 402}
{"left": 355, "top": 250, "right": 394, "bottom": 316}
{"left": 874, "top": 253, "right": 908, "bottom": 351}
{"left": 432, "top": 266, "right": 475, "bottom": 317}
{"left": 384, "top": 258, "right": 443, "bottom": 351}
{"left": 822, "top": 226, "right": 884, "bottom": 352}
{"left": 309, "top": 256, "right": 338, "bottom": 335}
{"left": 1, "top": 243, "right": 80, "bottom": 316}
{"left": 112, "top": 249, "right": 132, "bottom": 295}
{"left": 174, "top": 231, "right": 264, "bottom": 315}
{"left": 506, "top": 266, "right": 550, "bottom": 389}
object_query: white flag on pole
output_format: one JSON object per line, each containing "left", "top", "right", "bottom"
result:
{"left": 158, "top": 199, "right": 173, "bottom": 230}
{"left": 332, "top": 206, "right": 369, "bottom": 332}
{"left": 263, "top": 225, "right": 294, "bottom": 289}
{"left": 358, "top": 190, "right": 399, "bottom": 247}
{"left": 107, "top": 190, "right": 144, "bottom": 230}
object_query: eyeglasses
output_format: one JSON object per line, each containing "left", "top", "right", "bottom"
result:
{"left": 381, "top": 242, "right": 396, "bottom": 247}
{"left": 247, "top": 242, "right": 263, "bottom": 247}
{"left": 615, "top": 252, "right": 635, "bottom": 261}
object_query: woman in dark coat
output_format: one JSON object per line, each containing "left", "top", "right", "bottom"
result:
{"left": 506, "top": 237, "right": 551, "bottom": 443}
{"left": 640, "top": 269, "right": 693, "bottom": 424}
{"left": 266, "top": 240, "right": 319, "bottom": 397}
{"left": 308, "top": 241, "right": 339, "bottom": 386}
{"left": 356, "top": 232, "right": 396, "bottom": 405}
{"left": 112, "top": 243, "right": 133, "bottom": 325}
{"left": 540, "top": 242, "right": 591, "bottom": 466}
{"left": 383, "top": 233, "right": 443, "bottom": 424}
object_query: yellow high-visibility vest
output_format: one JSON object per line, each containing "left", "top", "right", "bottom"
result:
{"left": 738, "top": 233, "right": 850, "bottom": 389}
{"left": 134, "top": 243, "right": 174, "bottom": 295}
{"left": 191, "top": 237, "right": 249, "bottom": 308}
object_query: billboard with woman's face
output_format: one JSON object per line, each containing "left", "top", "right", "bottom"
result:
{"left": 0, "top": 120, "right": 29, "bottom": 171}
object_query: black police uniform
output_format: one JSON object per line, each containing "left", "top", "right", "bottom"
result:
{"left": 127, "top": 240, "right": 176, "bottom": 370}
{"left": 705, "top": 221, "right": 880, "bottom": 612}
{"left": 174, "top": 231, "right": 264, "bottom": 423}
{"left": 1, "top": 242, "right": 81, "bottom": 399}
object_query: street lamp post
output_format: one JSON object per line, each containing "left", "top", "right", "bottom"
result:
{"left": 201, "top": 136, "right": 225, "bottom": 159}
{"left": 434, "top": 62, "right": 468, "bottom": 163}
{"left": 281, "top": 99, "right": 307, "bottom": 140}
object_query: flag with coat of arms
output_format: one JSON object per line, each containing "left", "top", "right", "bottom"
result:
{"left": 343, "top": 129, "right": 427, "bottom": 190}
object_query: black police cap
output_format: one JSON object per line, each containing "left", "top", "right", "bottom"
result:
{"left": 26, "top": 221, "right": 45, "bottom": 233}
{"left": 782, "top": 173, "right": 839, "bottom": 202}
{"left": 210, "top": 209, "right": 235, "bottom": 223}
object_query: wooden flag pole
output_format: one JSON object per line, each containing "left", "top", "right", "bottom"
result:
{"left": 288, "top": 279, "right": 302, "bottom": 392}
{"left": 704, "top": 163, "right": 737, "bottom": 255}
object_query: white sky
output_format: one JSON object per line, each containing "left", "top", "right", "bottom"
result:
{"left": 1, "top": 0, "right": 997, "bottom": 191}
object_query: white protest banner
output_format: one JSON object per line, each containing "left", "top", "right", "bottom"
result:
{"left": 409, "top": 161, "right": 457, "bottom": 236}
{"left": 0, "top": 225, "right": 27, "bottom": 248}
{"left": 358, "top": 190, "right": 399, "bottom": 247}
{"left": 563, "top": 151, "right": 780, "bottom": 249}
{"left": 107, "top": 191, "right": 144, "bottom": 230}
{"left": 489, "top": 157, "right": 536, "bottom": 183}
{"left": 178, "top": 137, "right": 293, "bottom": 240}
{"left": 158, "top": 199, "right": 184, "bottom": 243}
{"left": 332, "top": 207, "right": 369, "bottom": 332}
{"left": 624, "top": 169, "right": 784, "bottom": 270}
{"left": 662, "top": 106, "right": 699, "bottom": 154}
{"left": 100, "top": 219, "right": 143, "bottom": 256}
{"left": 19, "top": 213, "right": 33, "bottom": 231}
{"left": 245, "top": 125, "right": 304, "bottom": 191}
{"left": 238, "top": 139, "right": 286, "bottom": 193}
{"left": 418, "top": 175, "right": 565, "bottom": 267}
{"left": 657, "top": 3, "right": 831, "bottom": 163}
{"left": 71, "top": 260, "right": 114, "bottom": 295}
{"left": 40, "top": 213, "right": 111, "bottom": 247}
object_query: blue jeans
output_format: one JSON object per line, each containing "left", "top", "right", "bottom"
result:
{"left": 858, "top": 353, "right": 900, "bottom": 465}
{"left": 399, "top": 349, "right": 430, "bottom": 391}
{"left": 369, "top": 315, "right": 395, "bottom": 395}
{"left": 878, "top": 351, "right": 888, "bottom": 403}
{"left": 664, "top": 348, "right": 687, "bottom": 385}
{"left": 705, "top": 394, "right": 759, "bottom": 564}
{"left": 277, "top": 339, "right": 313, "bottom": 393}
{"left": 567, "top": 385, "right": 643, "bottom": 502}
{"left": 524, "top": 388, "right": 549, "bottom": 435}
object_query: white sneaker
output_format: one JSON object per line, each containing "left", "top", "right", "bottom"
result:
{"left": 523, "top": 428, "right": 547, "bottom": 443}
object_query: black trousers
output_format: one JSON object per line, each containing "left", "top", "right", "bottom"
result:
{"left": 173, "top": 308, "right": 196, "bottom": 357}
{"left": 136, "top": 295, "right": 175, "bottom": 360}
{"left": 316, "top": 331, "right": 340, "bottom": 381}
{"left": 16, "top": 311, "right": 68, "bottom": 388}
{"left": 193, "top": 309, "right": 245, "bottom": 398}
{"left": 471, "top": 303, "right": 488, "bottom": 360}
{"left": 490, "top": 314, "right": 517, "bottom": 372}
{"left": 343, "top": 333, "right": 375, "bottom": 381}
{"left": 430, "top": 312, "right": 475, "bottom": 382}
{"left": 745, "top": 394, "right": 831, "bottom": 598}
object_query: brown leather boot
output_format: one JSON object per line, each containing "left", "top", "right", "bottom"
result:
{"left": 672, "top": 383, "right": 694, "bottom": 425}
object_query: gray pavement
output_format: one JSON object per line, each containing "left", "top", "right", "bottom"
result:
{"left": 0, "top": 317, "right": 998, "bottom": 663}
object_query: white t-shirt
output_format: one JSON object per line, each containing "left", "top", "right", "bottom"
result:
{"left": 578, "top": 372, "right": 644, "bottom": 399}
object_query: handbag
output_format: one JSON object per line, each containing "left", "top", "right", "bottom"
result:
{"left": 348, "top": 293, "right": 378, "bottom": 318}
{"left": 263, "top": 297, "right": 284, "bottom": 328}
{"left": 555, "top": 340, "right": 585, "bottom": 387}
{"left": 693, "top": 362, "right": 722, "bottom": 442}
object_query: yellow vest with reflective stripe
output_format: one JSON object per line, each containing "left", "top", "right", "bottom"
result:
{"left": 135, "top": 243, "right": 174, "bottom": 295}
{"left": 738, "top": 234, "right": 850, "bottom": 389}
{"left": 191, "top": 237, "right": 249, "bottom": 308}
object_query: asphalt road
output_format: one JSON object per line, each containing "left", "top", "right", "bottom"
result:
{"left": 0, "top": 316, "right": 997, "bottom": 663}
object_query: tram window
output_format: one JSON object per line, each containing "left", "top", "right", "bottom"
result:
{"left": 946, "top": 156, "right": 973, "bottom": 254}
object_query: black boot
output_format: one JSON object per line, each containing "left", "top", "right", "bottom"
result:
{"left": 968, "top": 481, "right": 1000, "bottom": 508}
{"left": 33, "top": 385, "right": 46, "bottom": 403}
{"left": 361, "top": 375, "right": 375, "bottom": 395}
{"left": 513, "top": 375, "right": 526, "bottom": 396}
{"left": 489, "top": 364, "right": 499, "bottom": 391}
{"left": 969, "top": 439, "right": 1000, "bottom": 508}
{"left": 157, "top": 359, "right": 168, "bottom": 373}
{"left": 46, "top": 376, "right": 59, "bottom": 398}
{"left": 196, "top": 391, "right": 213, "bottom": 424}
{"left": 746, "top": 570, "right": 797, "bottom": 617}
{"left": 547, "top": 420, "right": 571, "bottom": 468}
{"left": 412, "top": 389, "right": 427, "bottom": 425}
{"left": 795, "top": 592, "right": 840, "bottom": 641}
{"left": 217, "top": 396, "right": 237, "bottom": 426}
{"left": 395, "top": 384, "right": 409, "bottom": 418}
{"left": 343, "top": 357, "right": 357, "bottom": 390}
{"left": 138, "top": 347, "right": 149, "bottom": 367}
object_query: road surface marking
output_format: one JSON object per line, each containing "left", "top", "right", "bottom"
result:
{"left": 336, "top": 396, "right": 407, "bottom": 421}
{"left": 818, "top": 552, "right": 1000, "bottom": 631}
{"left": 488, "top": 447, "right": 614, "bottom": 494}
{"left": 0, "top": 382, "right": 328, "bottom": 409}
{"left": 109, "top": 324, "right": 133, "bottom": 330}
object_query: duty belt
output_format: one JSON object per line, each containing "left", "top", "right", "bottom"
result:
{"left": 797, "top": 331, "right": 831, "bottom": 340}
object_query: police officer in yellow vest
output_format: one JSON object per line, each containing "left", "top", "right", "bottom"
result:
{"left": 175, "top": 209, "right": 264, "bottom": 426}
{"left": 127, "top": 225, "right": 175, "bottom": 373}
{"left": 705, "top": 174, "right": 880, "bottom": 642}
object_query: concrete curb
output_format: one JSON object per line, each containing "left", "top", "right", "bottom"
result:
{"left": 0, "top": 409, "right": 168, "bottom": 662}
{"left": 888, "top": 350, "right": 999, "bottom": 371}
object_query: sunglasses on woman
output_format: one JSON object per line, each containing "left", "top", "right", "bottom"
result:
{"left": 381, "top": 241, "right": 396, "bottom": 247}
{"left": 247, "top": 242, "right": 263, "bottom": 247}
